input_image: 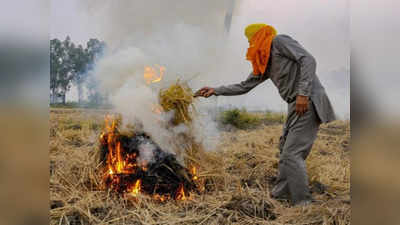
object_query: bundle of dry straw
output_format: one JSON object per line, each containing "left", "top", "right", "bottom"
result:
{"left": 159, "top": 81, "right": 195, "bottom": 125}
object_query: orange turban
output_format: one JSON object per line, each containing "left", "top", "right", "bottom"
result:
{"left": 245, "top": 25, "right": 277, "bottom": 76}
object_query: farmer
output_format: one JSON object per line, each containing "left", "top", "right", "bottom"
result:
{"left": 195, "top": 24, "right": 335, "bottom": 206}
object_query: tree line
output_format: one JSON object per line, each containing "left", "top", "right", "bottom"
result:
{"left": 50, "top": 36, "right": 106, "bottom": 105}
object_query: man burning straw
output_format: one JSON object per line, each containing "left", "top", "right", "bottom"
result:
{"left": 195, "top": 24, "right": 336, "bottom": 206}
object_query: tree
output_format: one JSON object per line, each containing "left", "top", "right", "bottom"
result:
{"left": 59, "top": 36, "right": 76, "bottom": 104}
{"left": 50, "top": 38, "right": 62, "bottom": 104}
{"left": 50, "top": 36, "right": 76, "bottom": 104}
{"left": 70, "top": 44, "right": 88, "bottom": 104}
{"left": 85, "top": 38, "right": 106, "bottom": 105}
{"left": 86, "top": 38, "right": 105, "bottom": 68}
{"left": 50, "top": 36, "right": 106, "bottom": 105}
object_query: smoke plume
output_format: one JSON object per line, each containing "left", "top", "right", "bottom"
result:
{"left": 84, "top": 1, "right": 232, "bottom": 153}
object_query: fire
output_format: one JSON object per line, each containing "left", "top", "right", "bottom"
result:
{"left": 144, "top": 65, "right": 165, "bottom": 84}
{"left": 101, "top": 116, "right": 133, "bottom": 177}
{"left": 100, "top": 114, "right": 199, "bottom": 202}
{"left": 153, "top": 194, "right": 168, "bottom": 202}
{"left": 191, "top": 166, "right": 198, "bottom": 180}
{"left": 175, "top": 183, "right": 186, "bottom": 201}
{"left": 191, "top": 165, "right": 205, "bottom": 192}
{"left": 130, "top": 179, "right": 141, "bottom": 197}
{"left": 101, "top": 115, "right": 138, "bottom": 189}
{"left": 115, "top": 142, "right": 124, "bottom": 173}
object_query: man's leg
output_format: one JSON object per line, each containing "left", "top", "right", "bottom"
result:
{"left": 270, "top": 115, "right": 292, "bottom": 199}
{"left": 273, "top": 101, "right": 321, "bottom": 204}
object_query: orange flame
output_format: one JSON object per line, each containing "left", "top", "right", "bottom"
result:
{"left": 144, "top": 65, "right": 165, "bottom": 84}
{"left": 130, "top": 179, "right": 141, "bottom": 197}
{"left": 176, "top": 183, "right": 186, "bottom": 201}
{"left": 115, "top": 142, "right": 125, "bottom": 173}
{"left": 100, "top": 114, "right": 199, "bottom": 201}
{"left": 191, "top": 166, "right": 198, "bottom": 180}
{"left": 153, "top": 194, "right": 168, "bottom": 202}
{"left": 191, "top": 165, "right": 205, "bottom": 192}
{"left": 102, "top": 115, "right": 138, "bottom": 179}
{"left": 108, "top": 168, "right": 113, "bottom": 175}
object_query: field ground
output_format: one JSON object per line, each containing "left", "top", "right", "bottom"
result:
{"left": 50, "top": 108, "right": 350, "bottom": 225}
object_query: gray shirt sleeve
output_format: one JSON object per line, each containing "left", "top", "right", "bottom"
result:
{"left": 214, "top": 73, "right": 267, "bottom": 96}
{"left": 274, "top": 35, "right": 316, "bottom": 97}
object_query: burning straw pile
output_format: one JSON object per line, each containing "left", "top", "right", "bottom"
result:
{"left": 99, "top": 81, "right": 203, "bottom": 201}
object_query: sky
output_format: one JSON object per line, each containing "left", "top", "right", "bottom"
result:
{"left": 51, "top": 1, "right": 99, "bottom": 45}
{"left": 51, "top": 0, "right": 349, "bottom": 118}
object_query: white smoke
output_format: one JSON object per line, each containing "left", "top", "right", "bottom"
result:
{"left": 137, "top": 141, "right": 156, "bottom": 166}
{"left": 192, "top": 108, "right": 220, "bottom": 150}
{"left": 86, "top": 1, "right": 231, "bottom": 154}
{"left": 80, "top": 0, "right": 349, "bottom": 157}
{"left": 56, "top": 0, "right": 349, "bottom": 118}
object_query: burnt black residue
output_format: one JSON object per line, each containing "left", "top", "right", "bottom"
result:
{"left": 100, "top": 132, "right": 196, "bottom": 198}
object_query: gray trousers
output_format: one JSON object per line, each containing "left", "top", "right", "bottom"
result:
{"left": 271, "top": 100, "right": 321, "bottom": 204}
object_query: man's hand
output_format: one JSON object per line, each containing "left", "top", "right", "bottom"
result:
{"left": 296, "top": 95, "right": 309, "bottom": 116}
{"left": 194, "top": 87, "right": 215, "bottom": 98}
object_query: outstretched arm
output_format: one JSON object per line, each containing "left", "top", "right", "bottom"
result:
{"left": 196, "top": 73, "right": 267, "bottom": 98}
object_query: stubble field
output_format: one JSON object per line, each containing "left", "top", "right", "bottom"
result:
{"left": 50, "top": 108, "right": 350, "bottom": 225}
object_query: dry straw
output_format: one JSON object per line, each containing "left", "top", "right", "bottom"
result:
{"left": 49, "top": 101, "right": 350, "bottom": 225}
{"left": 158, "top": 80, "right": 203, "bottom": 170}
{"left": 159, "top": 81, "right": 194, "bottom": 125}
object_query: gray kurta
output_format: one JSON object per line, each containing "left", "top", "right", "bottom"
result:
{"left": 213, "top": 34, "right": 335, "bottom": 204}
